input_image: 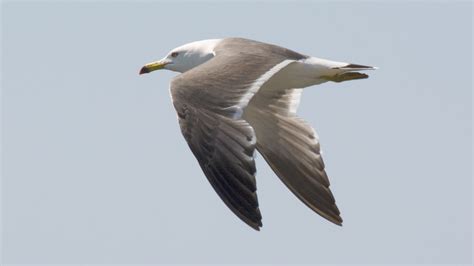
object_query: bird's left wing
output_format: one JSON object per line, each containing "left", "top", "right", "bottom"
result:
{"left": 169, "top": 48, "right": 298, "bottom": 230}
{"left": 243, "top": 85, "right": 343, "bottom": 226}
{"left": 172, "top": 105, "right": 261, "bottom": 229}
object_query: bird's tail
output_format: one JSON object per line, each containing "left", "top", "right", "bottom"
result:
{"left": 302, "top": 57, "right": 376, "bottom": 83}
{"left": 333, "top": 63, "right": 378, "bottom": 71}
{"left": 324, "top": 63, "right": 377, "bottom": 82}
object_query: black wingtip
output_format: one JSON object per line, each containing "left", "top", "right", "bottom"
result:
{"left": 332, "top": 215, "right": 343, "bottom": 226}
{"left": 344, "top": 63, "right": 373, "bottom": 69}
{"left": 247, "top": 220, "right": 262, "bottom": 231}
{"left": 332, "top": 63, "right": 377, "bottom": 70}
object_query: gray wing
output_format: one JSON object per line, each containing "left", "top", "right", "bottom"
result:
{"left": 243, "top": 77, "right": 343, "bottom": 225}
{"left": 174, "top": 106, "right": 261, "bottom": 229}
{"left": 170, "top": 41, "right": 305, "bottom": 230}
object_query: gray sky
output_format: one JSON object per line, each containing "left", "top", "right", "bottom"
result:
{"left": 1, "top": 1, "right": 472, "bottom": 264}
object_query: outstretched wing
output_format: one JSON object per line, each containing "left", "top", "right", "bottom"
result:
{"left": 243, "top": 68, "right": 343, "bottom": 225}
{"left": 174, "top": 105, "right": 261, "bottom": 229}
{"left": 169, "top": 38, "right": 306, "bottom": 230}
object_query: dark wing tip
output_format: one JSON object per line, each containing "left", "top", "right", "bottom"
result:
{"left": 238, "top": 207, "right": 263, "bottom": 231}
{"left": 333, "top": 217, "right": 343, "bottom": 226}
{"left": 313, "top": 205, "right": 344, "bottom": 226}
{"left": 344, "top": 63, "right": 374, "bottom": 69}
{"left": 250, "top": 222, "right": 262, "bottom": 231}
{"left": 332, "top": 63, "right": 377, "bottom": 70}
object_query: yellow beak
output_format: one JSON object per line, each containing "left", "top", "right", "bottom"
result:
{"left": 139, "top": 60, "right": 169, "bottom": 75}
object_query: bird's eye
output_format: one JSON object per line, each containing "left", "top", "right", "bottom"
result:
{"left": 171, "top": 52, "right": 179, "bottom": 58}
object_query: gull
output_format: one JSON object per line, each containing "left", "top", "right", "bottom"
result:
{"left": 140, "top": 38, "right": 376, "bottom": 230}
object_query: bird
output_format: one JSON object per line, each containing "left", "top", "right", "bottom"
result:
{"left": 139, "top": 38, "right": 376, "bottom": 230}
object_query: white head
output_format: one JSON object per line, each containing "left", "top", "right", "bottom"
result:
{"left": 140, "top": 39, "right": 221, "bottom": 74}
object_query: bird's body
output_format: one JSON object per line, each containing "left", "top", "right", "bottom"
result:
{"left": 140, "top": 38, "right": 375, "bottom": 230}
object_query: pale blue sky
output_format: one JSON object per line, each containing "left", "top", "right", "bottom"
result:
{"left": 1, "top": 1, "right": 472, "bottom": 264}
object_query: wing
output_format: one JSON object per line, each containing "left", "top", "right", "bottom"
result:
{"left": 174, "top": 106, "right": 261, "bottom": 229}
{"left": 169, "top": 39, "right": 306, "bottom": 230}
{"left": 243, "top": 69, "right": 343, "bottom": 225}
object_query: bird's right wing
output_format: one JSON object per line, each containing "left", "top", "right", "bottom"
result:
{"left": 244, "top": 85, "right": 343, "bottom": 225}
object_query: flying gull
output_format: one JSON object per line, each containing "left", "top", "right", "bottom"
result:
{"left": 139, "top": 38, "right": 375, "bottom": 230}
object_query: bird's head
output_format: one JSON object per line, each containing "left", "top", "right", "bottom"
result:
{"left": 139, "top": 39, "right": 221, "bottom": 75}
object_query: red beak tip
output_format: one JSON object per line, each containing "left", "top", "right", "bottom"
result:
{"left": 139, "top": 67, "right": 149, "bottom": 75}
